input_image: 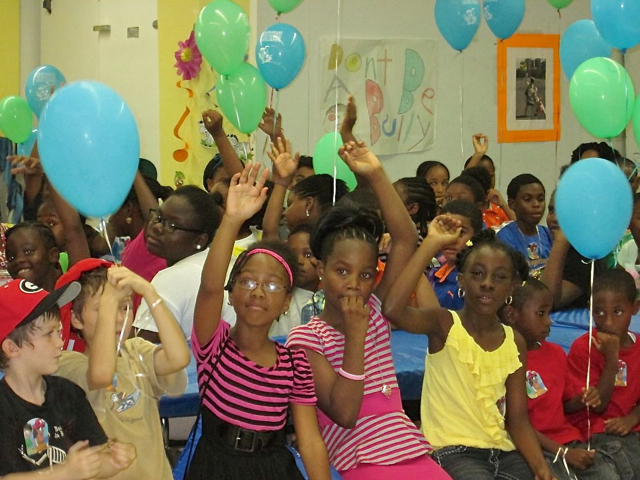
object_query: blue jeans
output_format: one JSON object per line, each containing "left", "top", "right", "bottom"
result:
{"left": 432, "top": 446, "right": 533, "bottom": 480}
{"left": 591, "top": 433, "right": 640, "bottom": 480}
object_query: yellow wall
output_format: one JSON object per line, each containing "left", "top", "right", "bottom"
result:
{"left": 157, "top": 0, "right": 250, "bottom": 188}
{"left": 0, "top": 0, "right": 20, "bottom": 137}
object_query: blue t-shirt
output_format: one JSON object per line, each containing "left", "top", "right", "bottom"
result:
{"left": 496, "top": 222, "right": 553, "bottom": 277}
{"left": 428, "top": 265, "right": 464, "bottom": 310}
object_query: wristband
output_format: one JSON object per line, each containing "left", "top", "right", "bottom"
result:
{"left": 150, "top": 298, "right": 163, "bottom": 309}
{"left": 338, "top": 367, "right": 365, "bottom": 381}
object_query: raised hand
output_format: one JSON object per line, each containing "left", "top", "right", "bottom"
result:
{"left": 226, "top": 162, "right": 270, "bottom": 222}
{"left": 426, "top": 214, "right": 462, "bottom": 249}
{"left": 259, "top": 107, "right": 283, "bottom": 140}
{"left": 341, "top": 95, "right": 357, "bottom": 133}
{"left": 267, "top": 137, "right": 299, "bottom": 185}
{"left": 8, "top": 155, "right": 43, "bottom": 176}
{"left": 472, "top": 133, "right": 488, "bottom": 156}
{"left": 108, "top": 266, "right": 152, "bottom": 298}
{"left": 202, "top": 110, "right": 224, "bottom": 136}
{"left": 338, "top": 140, "right": 382, "bottom": 178}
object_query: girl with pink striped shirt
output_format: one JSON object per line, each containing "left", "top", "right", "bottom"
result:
{"left": 286, "top": 142, "right": 450, "bottom": 479}
{"left": 189, "top": 163, "right": 330, "bottom": 480}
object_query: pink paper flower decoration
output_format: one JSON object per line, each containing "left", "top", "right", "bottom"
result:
{"left": 174, "top": 31, "right": 202, "bottom": 81}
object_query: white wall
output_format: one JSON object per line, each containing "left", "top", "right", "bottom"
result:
{"left": 37, "top": 0, "right": 160, "bottom": 166}
{"left": 254, "top": 0, "right": 615, "bottom": 197}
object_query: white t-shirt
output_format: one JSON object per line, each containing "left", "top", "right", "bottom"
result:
{"left": 268, "top": 288, "right": 314, "bottom": 338}
{"left": 133, "top": 249, "right": 236, "bottom": 338}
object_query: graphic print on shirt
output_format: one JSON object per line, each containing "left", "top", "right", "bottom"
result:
{"left": 615, "top": 360, "right": 628, "bottom": 387}
{"left": 20, "top": 418, "right": 66, "bottom": 467}
{"left": 107, "top": 373, "right": 141, "bottom": 413}
{"left": 526, "top": 370, "right": 548, "bottom": 399}
{"left": 527, "top": 243, "right": 540, "bottom": 261}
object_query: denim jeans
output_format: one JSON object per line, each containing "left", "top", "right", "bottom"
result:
{"left": 432, "top": 446, "right": 534, "bottom": 480}
{"left": 591, "top": 433, "right": 640, "bottom": 480}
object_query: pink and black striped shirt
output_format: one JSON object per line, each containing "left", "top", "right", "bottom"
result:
{"left": 191, "top": 320, "right": 316, "bottom": 431}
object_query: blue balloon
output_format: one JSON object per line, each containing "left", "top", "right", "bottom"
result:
{"left": 25, "top": 65, "right": 66, "bottom": 118}
{"left": 482, "top": 0, "right": 524, "bottom": 40}
{"left": 17, "top": 128, "right": 37, "bottom": 157}
{"left": 256, "top": 23, "right": 306, "bottom": 90}
{"left": 38, "top": 81, "right": 139, "bottom": 218}
{"left": 434, "top": 0, "right": 481, "bottom": 51}
{"left": 560, "top": 20, "right": 611, "bottom": 79}
{"left": 592, "top": 0, "right": 640, "bottom": 53}
{"left": 556, "top": 158, "right": 632, "bottom": 259}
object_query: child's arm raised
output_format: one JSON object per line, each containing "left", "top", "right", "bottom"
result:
{"left": 383, "top": 215, "right": 461, "bottom": 338}
{"left": 107, "top": 266, "right": 190, "bottom": 376}
{"left": 262, "top": 138, "right": 299, "bottom": 241}
{"left": 291, "top": 403, "right": 331, "bottom": 480}
{"left": 258, "top": 107, "right": 284, "bottom": 143}
{"left": 339, "top": 95, "right": 357, "bottom": 144}
{"left": 338, "top": 141, "right": 418, "bottom": 302}
{"left": 202, "top": 110, "right": 244, "bottom": 177}
{"left": 505, "top": 332, "right": 555, "bottom": 480}
{"left": 465, "top": 133, "right": 488, "bottom": 169}
{"left": 194, "top": 163, "right": 270, "bottom": 346}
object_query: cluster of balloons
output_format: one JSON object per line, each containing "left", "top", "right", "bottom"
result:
{"left": 195, "top": 0, "right": 307, "bottom": 134}
{"left": 434, "top": 0, "right": 524, "bottom": 51}
{"left": 556, "top": 158, "right": 632, "bottom": 260}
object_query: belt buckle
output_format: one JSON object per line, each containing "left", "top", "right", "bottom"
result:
{"left": 234, "top": 429, "right": 258, "bottom": 452}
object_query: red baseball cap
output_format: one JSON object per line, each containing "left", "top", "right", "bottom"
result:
{"left": 0, "top": 279, "right": 81, "bottom": 342}
{"left": 55, "top": 258, "right": 113, "bottom": 350}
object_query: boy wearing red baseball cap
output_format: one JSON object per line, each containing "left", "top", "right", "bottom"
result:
{"left": 0, "top": 279, "right": 136, "bottom": 479}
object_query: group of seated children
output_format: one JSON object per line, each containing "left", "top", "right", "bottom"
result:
{"left": 2, "top": 97, "right": 640, "bottom": 480}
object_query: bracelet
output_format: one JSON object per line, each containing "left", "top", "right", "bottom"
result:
{"left": 150, "top": 298, "right": 163, "bottom": 309}
{"left": 338, "top": 367, "right": 365, "bottom": 381}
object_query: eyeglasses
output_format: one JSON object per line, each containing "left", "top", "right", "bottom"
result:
{"left": 148, "top": 209, "right": 204, "bottom": 234}
{"left": 235, "top": 279, "right": 286, "bottom": 293}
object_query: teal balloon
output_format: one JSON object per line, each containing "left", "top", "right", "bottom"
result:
{"left": 25, "top": 65, "right": 66, "bottom": 118}
{"left": 569, "top": 57, "right": 634, "bottom": 139}
{"left": 17, "top": 128, "right": 37, "bottom": 156}
{"left": 312, "top": 133, "right": 357, "bottom": 191}
{"left": 195, "top": 0, "right": 250, "bottom": 75}
{"left": 482, "top": 0, "right": 525, "bottom": 40}
{"left": 560, "top": 20, "right": 611, "bottom": 79}
{"left": 268, "top": 0, "right": 303, "bottom": 14}
{"left": 592, "top": 0, "right": 640, "bottom": 53}
{"left": 556, "top": 158, "right": 632, "bottom": 259}
{"left": 434, "top": 0, "right": 481, "bottom": 51}
{"left": 256, "top": 23, "right": 306, "bottom": 90}
{"left": 216, "top": 63, "right": 267, "bottom": 134}
{"left": 38, "top": 81, "right": 139, "bottom": 218}
{"left": 0, "top": 96, "right": 33, "bottom": 144}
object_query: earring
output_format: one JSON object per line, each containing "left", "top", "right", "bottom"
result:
{"left": 227, "top": 299, "right": 231, "bottom": 305}
{"left": 125, "top": 217, "right": 132, "bottom": 224}
{"left": 305, "top": 209, "right": 310, "bottom": 217}
{"left": 505, "top": 296, "right": 513, "bottom": 306}
{"left": 196, "top": 245, "right": 202, "bottom": 250}
{"left": 458, "top": 288, "right": 465, "bottom": 298}
{"left": 283, "top": 310, "right": 289, "bottom": 316}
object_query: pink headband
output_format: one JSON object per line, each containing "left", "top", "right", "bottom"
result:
{"left": 245, "top": 248, "right": 294, "bottom": 287}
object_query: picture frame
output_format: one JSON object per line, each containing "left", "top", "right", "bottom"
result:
{"left": 497, "top": 34, "right": 561, "bottom": 143}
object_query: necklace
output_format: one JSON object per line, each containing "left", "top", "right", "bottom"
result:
{"left": 516, "top": 224, "right": 542, "bottom": 262}
{"left": 369, "top": 325, "right": 393, "bottom": 398}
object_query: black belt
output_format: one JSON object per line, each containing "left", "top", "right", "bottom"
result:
{"left": 205, "top": 411, "right": 284, "bottom": 453}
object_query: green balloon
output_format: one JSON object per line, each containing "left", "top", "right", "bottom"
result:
{"left": 268, "top": 0, "right": 303, "bottom": 14}
{"left": 195, "top": 0, "right": 250, "bottom": 75}
{"left": 0, "top": 96, "right": 33, "bottom": 144}
{"left": 546, "top": 0, "right": 573, "bottom": 8}
{"left": 216, "top": 63, "right": 267, "bottom": 134}
{"left": 569, "top": 57, "right": 635, "bottom": 139}
{"left": 312, "top": 132, "right": 357, "bottom": 191}
{"left": 632, "top": 94, "right": 640, "bottom": 148}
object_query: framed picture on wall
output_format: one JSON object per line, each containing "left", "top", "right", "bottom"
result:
{"left": 497, "top": 34, "right": 560, "bottom": 143}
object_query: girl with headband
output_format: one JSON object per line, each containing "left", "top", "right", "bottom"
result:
{"left": 188, "top": 163, "right": 330, "bottom": 480}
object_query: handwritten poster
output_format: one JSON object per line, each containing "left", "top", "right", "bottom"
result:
{"left": 320, "top": 39, "right": 437, "bottom": 155}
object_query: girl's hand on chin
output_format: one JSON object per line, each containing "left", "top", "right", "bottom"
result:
{"left": 341, "top": 295, "right": 370, "bottom": 338}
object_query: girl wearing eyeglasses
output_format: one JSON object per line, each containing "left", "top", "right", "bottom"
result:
{"left": 187, "top": 163, "right": 330, "bottom": 480}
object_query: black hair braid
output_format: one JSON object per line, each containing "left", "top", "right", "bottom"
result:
{"left": 395, "top": 177, "right": 437, "bottom": 238}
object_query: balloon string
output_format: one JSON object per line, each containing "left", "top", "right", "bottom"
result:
{"left": 333, "top": 0, "right": 342, "bottom": 206}
{"left": 459, "top": 53, "right": 465, "bottom": 163}
{"left": 623, "top": 50, "right": 629, "bottom": 164}
{"left": 100, "top": 218, "right": 120, "bottom": 267}
{"left": 586, "top": 259, "right": 595, "bottom": 450}
{"left": 273, "top": 89, "right": 280, "bottom": 141}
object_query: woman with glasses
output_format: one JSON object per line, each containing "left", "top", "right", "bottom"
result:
{"left": 133, "top": 185, "right": 231, "bottom": 342}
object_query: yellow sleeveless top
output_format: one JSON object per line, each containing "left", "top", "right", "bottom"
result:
{"left": 422, "top": 311, "right": 521, "bottom": 450}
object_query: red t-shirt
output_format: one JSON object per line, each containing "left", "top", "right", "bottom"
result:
{"left": 526, "top": 341, "right": 582, "bottom": 444}
{"left": 567, "top": 331, "right": 640, "bottom": 436}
